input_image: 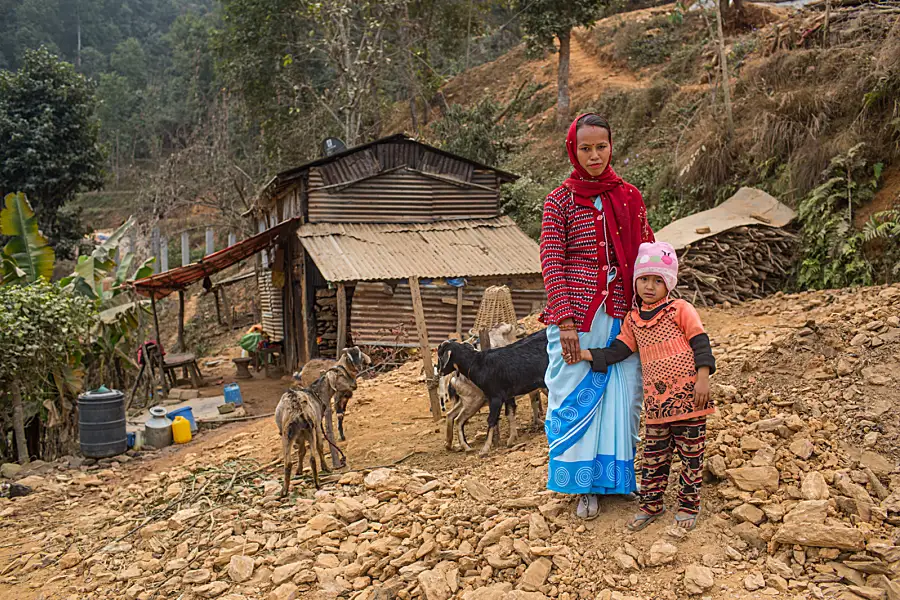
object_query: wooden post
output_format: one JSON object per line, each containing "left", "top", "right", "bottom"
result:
{"left": 160, "top": 237, "right": 168, "bottom": 272}
{"left": 228, "top": 232, "right": 237, "bottom": 247}
{"left": 409, "top": 276, "right": 441, "bottom": 420}
{"left": 177, "top": 289, "right": 186, "bottom": 351}
{"left": 150, "top": 294, "right": 168, "bottom": 396}
{"left": 336, "top": 283, "right": 347, "bottom": 355}
{"left": 10, "top": 383, "right": 29, "bottom": 464}
{"left": 456, "top": 286, "right": 464, "bottom": 340}
{"left": 205, "top": 227, "right": 215, "bottom": 256}
{"left": 222, "top": 286, "right": 234, "bottom": 331}
{"left": 714, "top": 1, "right": 735, "bottom": 139}
{"left": 299, "top": 252, "right": 312, "bottom": 364}
{"left": 181, "top": 231, "right": 190, "bottom": 266}
{"left": 479, "top": 329, "right": 491, "bottom": 351}
{"left": 213, "top": 288, "right": 223, "bottom": 325}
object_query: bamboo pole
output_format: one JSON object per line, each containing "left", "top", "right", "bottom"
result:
{"left": 408, "top": 276, "right": 441, "bottom": 421}
{"left": 714, "top": 2, "right": 735, "bottom": 138}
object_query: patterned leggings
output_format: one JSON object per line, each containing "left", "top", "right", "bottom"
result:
{"left": 640, "top": 417, "right": 707, "bottom": 516}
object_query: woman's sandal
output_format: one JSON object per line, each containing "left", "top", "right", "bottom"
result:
{"left": 626, "top": 510, "right": 664, "bottom": 532}
{"left": 674, "top": 510, "right": 699, "bottom": 531}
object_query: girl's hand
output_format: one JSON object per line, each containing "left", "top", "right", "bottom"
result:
{"left": 695, "top": 367, "right": 711, "bottom": 409}
{"left": 559, "top": 319, "right": 581, "bottom": 365}
{"left": 580, "top": 349, "right": 593, "bottom": 363}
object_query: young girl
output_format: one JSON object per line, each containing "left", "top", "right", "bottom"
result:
{"left": 581, "top": 241, "right": 716, "bottom": 531}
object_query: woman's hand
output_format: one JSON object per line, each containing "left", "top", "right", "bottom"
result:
{"left": 559, "top": 319, "right": 581, "bottom": 365}
{"left": 694, "top": 367, "right": 711, "bottom": 409}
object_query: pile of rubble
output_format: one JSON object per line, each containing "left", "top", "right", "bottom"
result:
{"left": 0, "top": 284, "right": 897, "bottom": 600}
{"left": 701, "top": 283, "right": 900, "bottom": 599}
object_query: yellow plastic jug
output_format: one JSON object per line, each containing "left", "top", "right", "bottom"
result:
{"left": 172, "top": 416, "right": 192, "bottom": 444}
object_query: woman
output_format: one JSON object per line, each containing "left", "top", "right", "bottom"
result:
{"left": 540, "top": 113, "right": 654, "bottom": 520}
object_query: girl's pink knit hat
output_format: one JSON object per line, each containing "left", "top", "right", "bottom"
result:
{"left": 633, "top": 241, "right": 679, "bottom": 293}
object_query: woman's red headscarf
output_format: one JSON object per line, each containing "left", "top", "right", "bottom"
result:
{"left": 562, "top": 113, "right": 652, "bottom": 310}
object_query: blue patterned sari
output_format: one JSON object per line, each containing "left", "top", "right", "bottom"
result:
{"left": 544, "top": 200, "right": 643, "bottom": 496}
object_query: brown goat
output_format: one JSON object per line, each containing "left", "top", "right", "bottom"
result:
{"left": 275, "top": 369, "right": 356, "bottom": 496}
{"left": 295, "top": 347, "right": 371, "bottom": 442}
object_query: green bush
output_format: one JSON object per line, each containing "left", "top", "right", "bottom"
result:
{"left": 500, "top": 175, "right": 551, "bottom": 240}
{"left": 429, "top": 98, "right": 524, "bottom": 167}
{"left": 796, "top": 144, "right": 882, "bottom": 290}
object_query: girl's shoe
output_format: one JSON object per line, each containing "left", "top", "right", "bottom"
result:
{"left": 626, "top": 510, "right": 664, "bottom": 531}
{"left": 674, "top": 510, "right": 699, "bottom": 531}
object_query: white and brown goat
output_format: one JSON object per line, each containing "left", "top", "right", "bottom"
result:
{"left": 275, "top": 368, "right": 356, "bottom": 496}
{"left": 294, "top": 346, "right": 371, "bottom": 442}
{"left": 439, "top": 324, "right": 546, "bottom": 452}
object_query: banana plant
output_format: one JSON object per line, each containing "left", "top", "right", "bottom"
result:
{"left": 0, "top": 192, "right": 55, "bottom": 286}
{"left": 60, "top": 216, "right": 155, "bottom": 389}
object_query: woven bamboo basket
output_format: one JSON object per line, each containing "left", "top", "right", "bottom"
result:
{"left": 471, "top": 285, "right": 518, "bottom": 334}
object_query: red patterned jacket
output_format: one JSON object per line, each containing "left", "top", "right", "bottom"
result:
{"left": 539, "top": 184, "right": 654, "bottom": 330}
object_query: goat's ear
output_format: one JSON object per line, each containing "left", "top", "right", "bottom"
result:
{"left": 361, "top": 351, "right": 371, "bottom": 366}
{"left": 324, "top": 369, "right": 338, "bottom": 389}
{"left": 438, "top": 348, "right": 451, "bottom": 372}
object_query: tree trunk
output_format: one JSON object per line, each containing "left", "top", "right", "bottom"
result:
{"left": 11, "top": 382, "right": 29, "bottom": 464}
{"left": 557, "top": 29, "right": 572, "bottom": 129}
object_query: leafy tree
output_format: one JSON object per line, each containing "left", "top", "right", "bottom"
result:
{"left": 0, "top": 280, "right": 94, "bottom": 463}
{"left": 109, "top": 37, "right": 147, "bottom": 88}
{"left": 517, "top": 0, "right": 607, "bottom": 127}
{"left": 430, "top": 97, "right": 522, "bottom": 167}
{"left": 0, "top": 47, "right": 105, "bottom": 255}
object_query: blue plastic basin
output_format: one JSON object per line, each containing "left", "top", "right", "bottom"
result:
{"left": 166, "top": 406, "right": 197, "bottom": 433}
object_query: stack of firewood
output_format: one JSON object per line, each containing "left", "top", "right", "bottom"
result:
{"left": 674, "top": 226, "right": 798, "bottom": 307}
{"left": 315, "top": 289, "right": 338, "bottom": 355}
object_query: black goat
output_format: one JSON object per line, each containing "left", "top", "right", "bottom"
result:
{"left": 437, "top": 329, "right": 548, "bottom": 455}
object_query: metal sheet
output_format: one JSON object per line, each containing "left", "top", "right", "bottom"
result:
{"left": 253, "top": 134, "right": 517, "bottom": 211}
{"left": 656, "top": 187, "right": 796, "bottom": 250}
{"left": 319, "top": 149, "right": 380, "bottom": 187}
{"left": 258, "top": 269, "right": 284, "bottom": 341}
{"left": 350, "top": 282, "right": 547, "bottom": 347}
{"left": 419, "top": 150, "right": 473, "bottom": 182}
{"left": 307, "top": 168, "right": 498, "bottom": 223}
{"left": 130, "top": 218, "right": 300, "bottom": 299}
{"left": 297, "top": 217, "right": 541, "bottom": 283}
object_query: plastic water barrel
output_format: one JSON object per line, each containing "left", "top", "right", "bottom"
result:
{"left": 223, "top": 383, "right": 243, "bottom": 406}
{"left": 78, "top": 388, "right": 127, "bottom": 458}
{"left": 172, "top": 416, "right": 192, "bottom": 444}
{"left": 166, "top": 406, "right": 197, "bottom": 433}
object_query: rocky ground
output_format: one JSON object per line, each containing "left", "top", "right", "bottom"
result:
{"left": 0, "top": 284, "right": 898, "bottom": 600}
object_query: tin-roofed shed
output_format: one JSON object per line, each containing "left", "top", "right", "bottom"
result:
{"left": 248, "top": 134, "right": 545, "bottom": 370}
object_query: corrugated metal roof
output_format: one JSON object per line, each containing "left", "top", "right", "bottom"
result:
{"left": 297, "top": 217, "right": 540, "bottom": 283}
{"left": 256, "top": 135, "right": 518, "bottom": 208}
{"left": 130, "top": 218, "right": 300, "bottom": 299}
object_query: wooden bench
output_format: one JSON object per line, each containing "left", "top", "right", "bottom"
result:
{"left": 163, "top": 353, "right": 205, "bottom": 388}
